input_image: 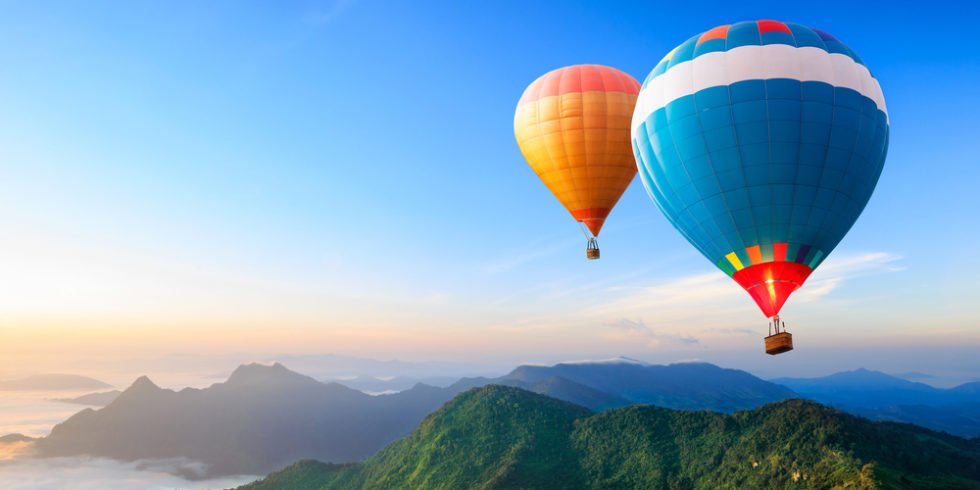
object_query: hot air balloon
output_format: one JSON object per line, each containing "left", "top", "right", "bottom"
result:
{"left": 515, "top": 65, "right": 641, "bottom": 260}
{"left": 631, "top": 21, "right": 888, "bottom": 354}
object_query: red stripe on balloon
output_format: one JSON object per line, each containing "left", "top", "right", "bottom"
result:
{"left": 571, "top": 207, "right": 611, "bottom": 236}
{"left": 518, "top": 65, "right": 640, "bottom": 105}
{"left": 773, "top": 242, "right": 788, "bottom": 261}
{"left": 571, "top": 207, "right": 611, "bottom": 220}
{"left": 757, "top": 20, "right": 792, "bottom": 35}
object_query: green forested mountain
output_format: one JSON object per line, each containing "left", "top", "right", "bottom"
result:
{"left": 240, "top": 386, "right": 980, "bottom": 490}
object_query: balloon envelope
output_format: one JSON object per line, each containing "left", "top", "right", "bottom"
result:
{"left": 515, "top": 65, "right": 641, "bottom": 236}
{"left": 631, "top": 21, "right": 889, "bottom": 317}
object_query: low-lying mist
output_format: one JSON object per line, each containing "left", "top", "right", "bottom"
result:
{"left": 0, "top": 456, "right": 257, "bottom": 490}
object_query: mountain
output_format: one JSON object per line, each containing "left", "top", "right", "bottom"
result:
{"left": 842, "top": 403, "right": 980, "bottom": 439}
{"left": 264, "top": 354, "right": 497, "bottom": 381}
{"left": 328, "top": 375, "right": 460, "bottom": 394}
{"left": 241, "top": 386, "right": 980, "bottom": 490}
{"left": 504, "top": 375, "right": 629, "bottom": 410}
{"left": 0, "top": 373, "right": 112, "bottom": 391}
{"left": 28, "top": 360, "right": 979, "bottom": 481}
{"left": 892, "top": 371, "right": 938, "bottom": 382}
{"left": 953, "top": 382, "right": 980, "bottom": 396}
{"left": 28, "top": 359, "right": 795, "bottom": 478}
{"left": 239, "top": 386, "right": 593, "bottom": 490}
{"left": 52, "top": 390, "right": 122, "bottom": 406}
{"left": 0, "top": 433, "right": 37, "bottom": 459}
{"left": 772, "top": 369, "right": 943, "bottom": 406}
{"left": 34, "top": 363, "right": 461, "bottom": 477}
{"left": 489, "top": 360, "right": 795, "bottom": 412}
{"left": 772, "top": 369, "right": 980, "bottom": 437}
{"left": 0, "top": 433, "right": 37, "bottom": 444}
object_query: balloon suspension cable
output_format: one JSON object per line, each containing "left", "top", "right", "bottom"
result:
{"left": 768, "top": 315, "right": 786, "bottom": 336}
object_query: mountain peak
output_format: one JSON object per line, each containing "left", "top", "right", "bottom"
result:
{"left": 0, "top": 433, "right": 36, "bottom": 443}
{"left": 557, "top": 356, "right": 651, "bottom": 366}
{"left": 500, "top": 359, "right": 792, "bottom": 413}
{"left": 224, "top": 362, "right": 319, "bottom": 387}
{"left": 108, "top": 375, "right": 164, "bottom": 405}
{"left": 834, "top": 368, "right": 921, "bottom": 382}
{"left": 772, "top": 368, "right": 941, "bottom": 406}
{"left": 668, "top": 360, "right": 713, "bottom": 366}
{"left": 128, "top": 375, "right": 160, "bottom": 391}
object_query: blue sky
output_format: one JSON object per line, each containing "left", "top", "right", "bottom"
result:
{"left": 0, "top": 0, "right": 978, "bottom": 380}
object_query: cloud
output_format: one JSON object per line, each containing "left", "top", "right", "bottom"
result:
{"left": 0, "top": 440, "right": 35, "bottom": 461}
{"left": 794, "top": 252, "right": 902, "bottom": 303}
{"left": 479, "top": 240, "right": 570, "bottom": 275}
{"left": 708, "top": 327, "right": 756, "bottom": 336}
{"left": 605, "top": 318, "right": 699, "bottom": 346}
{"left": 240, "top": 0, "right": 356, "bottom": 74}
{"left": 0, "top": 456, "right": 257, "bottom": 490}
{"left": 588, "top": 252, "right": 903, "bottom": 322}
{"left": 303, "top": 0, "right": 356, "bottom": 26}
{"left": 891, "top": 371, "right": 936, "bottom": 380}
{"left": 420, "top": 291, "right": 451, "bottom": 306}
{"left": 588, "top": 272, "right": 748, "bottom": 325}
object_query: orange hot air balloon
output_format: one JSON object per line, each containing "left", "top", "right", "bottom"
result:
{"left": 514, "top": 64, "right": 641, "bottom": 260}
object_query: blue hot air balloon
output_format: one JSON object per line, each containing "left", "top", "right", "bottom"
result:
{"left": 631, "top": 20, "right": 889, "bottom": 354}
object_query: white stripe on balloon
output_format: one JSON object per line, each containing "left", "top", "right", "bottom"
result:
{"left": 631, "top": 44, "right": 888, "bottom": 139}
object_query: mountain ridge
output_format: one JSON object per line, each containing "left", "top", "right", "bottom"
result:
{"left": 772, "top": 368, "right": 980, "bottom": 437}
{"left": 0, "top": 373, "right": 113, "bottom": 391}
{"left": 27, "top": 360, "right": 798, "bottom": 477}
{"left": 52, "top": 390, "right": 122, "bottom": 406}
{"left": 33, "top": 362, "right": 452, "bottom": 477}
{"left": 241, "top": 385, "right": 980, "bottom": 490}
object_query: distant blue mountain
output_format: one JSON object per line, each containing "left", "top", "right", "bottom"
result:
{"left": 952, "top": 381, "right": 980, "bottom": 396}
{"left": 772, "top": 369, "right": 940, "bottom": 406}
{"left": 772, "top": 369, "right": 980, "bottom": 437}
{"left": 772, "top": 369, "right": 980, "bottom": 407}
{"left": 0, "top": 373, "right": 112, "bottom": 391}
{"left": 493, "top": 360, "right": 795, "bottom": 412}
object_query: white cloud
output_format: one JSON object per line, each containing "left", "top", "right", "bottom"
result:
{"left": 582, "top": 251, "right": 903, "bottom": 341}
{"left": 303, "top": 0, "right": 355, "bottom": 26}
{"left": 478, "top": 240, "right": 570, "bottom": 275}
{"left": 604, "top": 318, "right": 699, "bottom": 346}
{"left": 588, "top": 272, "right": 748, "bottom": 324}
{"left": 708, "top": 327, "right": 756, "bottom": 336}
{"left": 0, "top": 456, "right": 258, "bottom": 490}
{"left": 420, "top": 291, "right": 451, "bottom": 306}
{"left": 794, "top": 252, "right": 902, "bottom": 303}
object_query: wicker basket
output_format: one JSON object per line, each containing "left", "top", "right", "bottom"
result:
{"left": 586, "top": 248, "right": 600, "bottom": 260}
{"left": 764, "top": 332, "right": 793, "bottom": 355}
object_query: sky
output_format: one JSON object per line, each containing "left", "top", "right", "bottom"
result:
{"left": 0, "top": 0, "right": 978, "bottom": 383}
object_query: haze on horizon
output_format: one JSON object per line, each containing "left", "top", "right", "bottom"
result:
{"left": 1, "top": 0, "right": 978, "bottom": 388}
